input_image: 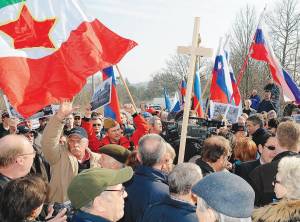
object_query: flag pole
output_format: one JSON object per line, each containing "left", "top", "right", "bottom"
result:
{"left": 115, "top": 65, "right": 138, "bottom": 112}
{"left": 229, "top": 5, "right": 267, "bottom": 103}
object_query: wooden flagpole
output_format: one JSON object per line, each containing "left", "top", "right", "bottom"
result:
{"left": 115, "top": 65, "right": 138, "bottom": 113}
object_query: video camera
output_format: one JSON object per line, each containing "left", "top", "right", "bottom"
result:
{"left": 162, "top": 117, "right": 225, "bottom": 163}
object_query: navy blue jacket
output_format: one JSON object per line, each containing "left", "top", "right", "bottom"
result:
{"left": 122, "top": 165, "right": 169, "bottom": 222}
{"left": 71, "top": 210, "right": 110, "bottom": 222}
{"left": 140, "top": 195, "right": 198, "bottom": 222}
{"left": 250, "top": 95, "right": 261, "bottom": 110}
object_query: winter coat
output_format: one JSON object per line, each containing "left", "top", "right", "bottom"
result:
{"left": 252, "top": 199, "right": 300, "bottom": 222}
{"left": 82, "top": 114, "right": 149, "bottom": 152}
{"left": 140, "top": 195, "right": 198, "bottom": 222}
{"left": 250, "top": 95, "right": 261, "bottom": 110}
{"left": 71, "top": 210, "right": 110, "bottom": 222}
{"left": 195, "top": 158, "right": 215, "bottom": 176}
{"left": 234, "top": 159, "right": 260, "bottom": 184}
{"left": 122, "top": 165, "right": 169, "bottom": 222}
{"left": 41, "top": 115, "right": 101, "bottom": 203}
{"left": 249, "top": 151, "right": 299, "bottom": 207}
{"left": 257, "top": 100, "right": 276, "bottom": 113}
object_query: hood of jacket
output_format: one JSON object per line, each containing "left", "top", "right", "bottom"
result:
{"left": 252, "top": 199, "right": 300, "bottom": 222}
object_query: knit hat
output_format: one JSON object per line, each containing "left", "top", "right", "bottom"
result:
{"left": 103, "top": 118, "right": 118, "bottom": 130}
{"left": 68, "top": 167, "right": 133, "bottom": 209}
{"left": 99, "top": 144, "right": 131, "bottom": 163}
{"left": 192, "top": 172, "right": 255, "bottom": 218}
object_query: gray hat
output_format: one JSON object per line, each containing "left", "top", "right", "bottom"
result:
{"left": 192, "top": 172, "right": 255, "bottom": 218}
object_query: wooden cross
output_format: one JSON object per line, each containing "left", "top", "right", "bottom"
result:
{"left": 177, "top": 17, "right": 213, "bottom": 163}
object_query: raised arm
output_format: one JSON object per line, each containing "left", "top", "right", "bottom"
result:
{"left": 41, "top": 102, "right": 75, "bottom": 165}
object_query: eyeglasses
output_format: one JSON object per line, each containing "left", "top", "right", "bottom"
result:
{"left": 264, "top": 145, "right": 276, "bottom": 151}
{"left": 93, "top": 124, "right": 101, "bottom": 127}
{"left": 272, "top": 177, "right": 280, "bottom": 186}
{"left": 18, "top": 150, "right": 36, "bottom": 157}
{"left": 74, "top": 117, "right": 81, "bottom": 120}
{"left": 105, "top": 187, "right": 125, "bottom": 195}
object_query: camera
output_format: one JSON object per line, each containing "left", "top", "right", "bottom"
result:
{"left": 52, "top": 201, "right": 75, "bottom": 222}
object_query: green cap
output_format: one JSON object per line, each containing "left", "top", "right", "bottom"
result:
{"left": 99, "top": 144, "right": 131, "bottom": 164}
{"left": 67, "top": 167, "right": 133, "bottom": 209}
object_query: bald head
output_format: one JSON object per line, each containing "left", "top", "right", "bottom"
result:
{"left": 0, "top": 135, "right": 33, "bottom": 168}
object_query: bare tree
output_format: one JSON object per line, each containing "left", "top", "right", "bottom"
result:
{"left": 266, "top": 0, "right": 300, "bottom": 82}
{"left": 230, "top": 5, "right": 270, "bottom": 99}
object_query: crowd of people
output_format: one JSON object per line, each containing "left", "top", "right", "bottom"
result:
{"left": 0, "top": 83, "right": 299, "bottom": 222}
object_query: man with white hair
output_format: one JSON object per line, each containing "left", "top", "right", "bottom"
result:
{"left": 192, "top": 172, "right": 255, "bottom": 222}
{"left": 141, "top": 163, "right": 202, "bottom": 222}
{"left": 41, "top": 102, "right": 101, "bottom": 203}
{"left": 249, "top": 121, "right": 300, "bottom": 206}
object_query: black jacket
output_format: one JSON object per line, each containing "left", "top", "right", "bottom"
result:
{"left": 0, "top": 173, "right": 11, "bottom": 193}
{"left": 195, "top": 158, "right": 215, "bottom": 176}
{"left": 249, "top": 151, "right": 299, "bottom": 207}
{"left": 235, "top": 159, "right": 261, "bottom": 184}
{"left": 257, "top": 100, "right": 276, "bottom": 113}
{"left": 140, "top": 195, "right": 197, "bottom": 222}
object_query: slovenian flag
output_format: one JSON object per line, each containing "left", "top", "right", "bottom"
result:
{"left": 224, "top": 42, "right": 241, "bottom": 106}
{"left": 210, "top": 38, "right": 234, "bottom": 104}
{"left": 250, "top": 25, "right": 300, "bottom": 104}
{"left": 0, "top": 0, "right": 137, "bottom": 117}
{"left": 103, "top": 67, "right": 122, "bottom": 123}
{"left": 193, "top": 67, "right": 204, "bottom": 117}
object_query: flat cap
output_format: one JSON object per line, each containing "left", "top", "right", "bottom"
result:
{"left": 192, "top": 172, "right": 255, "bottom": 218}
{"left": 99, "top": 144, "right": 131, "bottom": 164}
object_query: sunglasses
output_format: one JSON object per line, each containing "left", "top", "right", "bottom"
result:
{"left": 93, "top": 124, "right": 101, "bottom": 127}
{"left": 74, "top": 117, "right": 81, "bottom": 120}
{"left": 264, "top": 145, "right": 276, "bottom": 151}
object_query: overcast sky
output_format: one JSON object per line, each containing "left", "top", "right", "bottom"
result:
{"left": 83, "top": 0, "right": 272, "bottom": 83}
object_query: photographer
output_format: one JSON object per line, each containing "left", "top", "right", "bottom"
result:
{"left": 0, "top": 175, "right": 66, "bottom": 222}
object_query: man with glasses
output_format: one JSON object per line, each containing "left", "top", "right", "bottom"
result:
{"left": 41, "top": 102, "right": 101, "bottom": 203}
{"left": 235, "top": 133, "right": 277, "bottom": 184}
{"left": 73, "top": 112, "right": 82, "bottom": 127}
{"left": 17, "top": 125, "right": 50, "bottom": 182}
{"left": 68, "top": 167, "right": 133, "bottom": 222}
{"left": 0, "top": 135, "right": 35, "bottom": 191}
{"left": 0, "top": 112, "right": 10, "bottom": 138}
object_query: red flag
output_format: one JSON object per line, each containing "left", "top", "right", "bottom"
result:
{"left": 0, "top": 2, "right": 137, "bottom": 117}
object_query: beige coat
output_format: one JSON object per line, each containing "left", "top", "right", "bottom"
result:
{"left": 41, "top": 115, "right": 101, "bottom": 203}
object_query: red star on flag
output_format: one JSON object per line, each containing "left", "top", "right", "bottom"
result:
{"left": 0, "top": 5, "right": 56, "bottom": 49}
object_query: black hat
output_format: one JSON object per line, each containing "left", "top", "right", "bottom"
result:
{"left": 17, "top": 125, "right": 37, "bottom": 137}
{"left": 68, "top": 127, "right": 88, "bottom": 139}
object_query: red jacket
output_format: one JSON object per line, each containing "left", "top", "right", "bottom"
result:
{"left": 82, "top": 114, "right": 149, "bottom": 152}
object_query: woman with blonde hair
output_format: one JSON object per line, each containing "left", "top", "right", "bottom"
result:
{"left": 252, "top": 156, "right": 300, "bottom": 222}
